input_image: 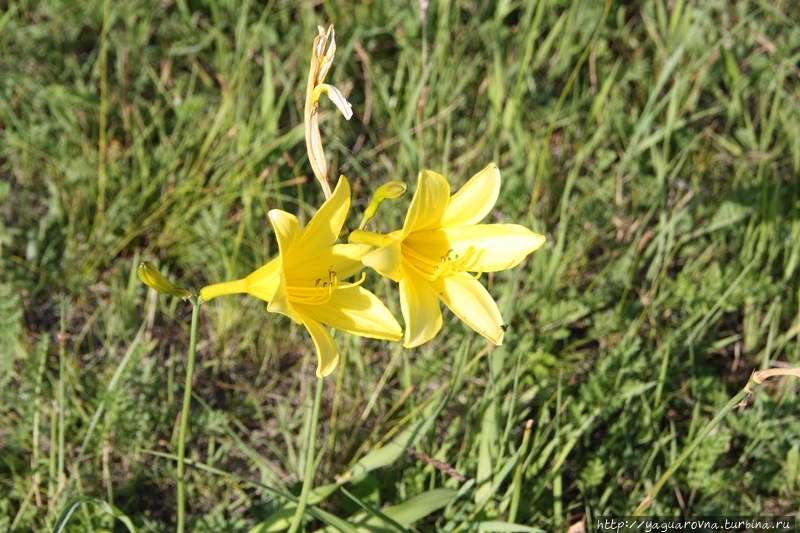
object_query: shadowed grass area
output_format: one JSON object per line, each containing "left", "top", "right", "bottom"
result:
{"left": 2, "top": 0, "right": 799, "bottom": 531}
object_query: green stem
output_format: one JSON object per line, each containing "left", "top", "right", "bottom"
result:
{"left": 177, "top": 298, "right": 201, "bottom": 533}
{"left": 57, "top": 298, "right": 67, "bottom": 492}
{"left": 97, "top": 0, "right": 109, "bottom": 217}
{"left": 288, "top": 376, "right": 325, "bottom": 533}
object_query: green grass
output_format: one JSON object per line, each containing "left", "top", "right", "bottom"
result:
{"left": 2, "top": 0, "right": 800, "bottom": 531}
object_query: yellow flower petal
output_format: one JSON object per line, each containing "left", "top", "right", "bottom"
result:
{"left": 436, "top": 224, "right": 546, "bottom": 272}
{"left": 267, "top": 272, "right": 305, "bottom": 325}
{"left": 360, "top": 236, "right": 404, "bottom": 282}
{"left": 436, "top": 273, "right": 505, "bottom": 345}
{"left": 302, "top": 316, "right": 340, "bottom": 377}
{"left": 441, "top": 163, "right": 501, "bottom": 227}
{"left": 404, "top": 170, "right": 451, "bottom": 233}
{"left": 329, "top": 243, "right": 371, "bottom": 279}
{"left": 199, "top": 278, "right": 246, "bottom": 302}
{"left": 269, "top": 210, "right": 301, "bottom": 257}
{"left": 401, "top": 229, "right": 448, "bottom": 266}
{"left": 293, "top": 177, "right": 350, "bottom": 264}
{"left": 244, "top": 256, "right": 282, "bottom": 301}
{"left": 295, "top": 286, "right": 402, "bottom": 341}
{"left": 349, "top": 229, "right": 399, "bottom": 249}
{"left": 400, "top": 272, "right": 443, "bottom": 348}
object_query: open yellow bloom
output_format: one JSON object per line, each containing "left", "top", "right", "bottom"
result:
{"left": 200, "top": 177, "right": 402, "bottom": 377}
{"left": 349, "top": 164, "right": 545, "bottom": 348}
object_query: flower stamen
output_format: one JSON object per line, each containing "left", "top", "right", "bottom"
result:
{"left": 291, "top": 265, "right": 338, "bottom": 304}
{"left": 338, "top": 271, "right": 367, "bottom": 290}
{"left": 288, "top": 268, "right": 367, "bottom": 306}
{"left": 403, "top": 245, "right": 479, "bottom": 280}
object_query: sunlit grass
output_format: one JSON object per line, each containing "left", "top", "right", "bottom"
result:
{"left": 2, "top": 0, "right": 799, "bottom": 531}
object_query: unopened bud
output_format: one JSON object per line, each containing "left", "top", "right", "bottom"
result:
{"left": 359, "top": 180, "right": 408, "bottom": 230}
{"left": 137, "top": 261, "right": 191, "bottom": 298}
{"left": 376, "top": 180, "right": 407, "bottom": 200}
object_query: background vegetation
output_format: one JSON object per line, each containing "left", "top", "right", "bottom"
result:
{"left": 2, "top": 0, "right": 799, "bottom": 531}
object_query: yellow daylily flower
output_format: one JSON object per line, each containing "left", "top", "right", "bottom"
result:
{"left": 305, "top": 24, "right": 353, "bottom": 199}
{"left": 349, "top": 164, "right": 545, "bottom": 348}
{"left": 200, "top": 177, "right": 402, "bottom": 377}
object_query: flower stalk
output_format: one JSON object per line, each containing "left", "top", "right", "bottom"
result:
{"left": 287, "top": 376, "right": 325, "bottom": 533}
{"left": 177, "top": 296, "right": 201, "bottom": 533}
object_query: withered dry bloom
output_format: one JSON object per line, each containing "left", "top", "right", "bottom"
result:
{"left": 305, "top": 25, "right": 353, "bottom": 199}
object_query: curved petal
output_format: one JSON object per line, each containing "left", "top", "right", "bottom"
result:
{"left": 400, "top": 272, "right": 443, "bottom": 348}
{"left": 318, "top": 84, "right": 353, "bottom": 120}
{"left": 361, "top": 238, "right": 404, "bottom": 282}
{"left": 441, "top": 163, "right": 500, "bottom": 227}
{"left": 268, "top": 210, "right": 301, "bottom": 259}
{"left": 401, "top": 229, "right": 450, "bottom": 268}
{"left": 199, "top": 278, "right": 247, "bottom": 302}
{"left": 287, "top": 244, "right": 366, "bottom": 287}
{"left": 244, "top": 256, "right": 282, "bottom": 302}
{"left": 348, "top": 229, "right": 398, "bottom": 249}
{"left": 302, "top": 316, "right": 340, "bottom": 377}
{"left": 292, "top": 176, "right": 350, "bottom": 265}
{"left": 330, "top": 243, "right": 370, "bottom": 279}
{"left": 440, "top": 224, "right": 546, "bottom": 272}
{"left": 436, "top": 273, "right": 504, "bottom": 345}
{"left": 404, "top": 170, "right": 451, "bottom": 234}
{"left": 295, "top": 286, "right": 402, "bottom": 341}
{"left": 267, "top": 272, "right": 305, "bottom": 324}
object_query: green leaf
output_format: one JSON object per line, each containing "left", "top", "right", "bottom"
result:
{"left": 465, "top": 520, "right": 545, "bottom": 532}
{"left": 247, "top": 483, "right": 342, "bottom": 533}
{"left": 319, "top": 488, "right": 458, "bottom": 532}
{"left": 475, "top": 403, "right": 497, "bottom": 505}
{"left": 52, "top": 496, "right": 137, "bottom": 533}
{"left": 378, "top": 488, "right": 457, "bottom": 526}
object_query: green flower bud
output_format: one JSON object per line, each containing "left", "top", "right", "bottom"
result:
{"left": 359, "top": 180, "right": 408, "bottom": 230}
{"left": 376, "top": 180, "right": 407, "bottom": 200}
{"left": 137, "top": 262, "right": 191, "bottom": 298}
